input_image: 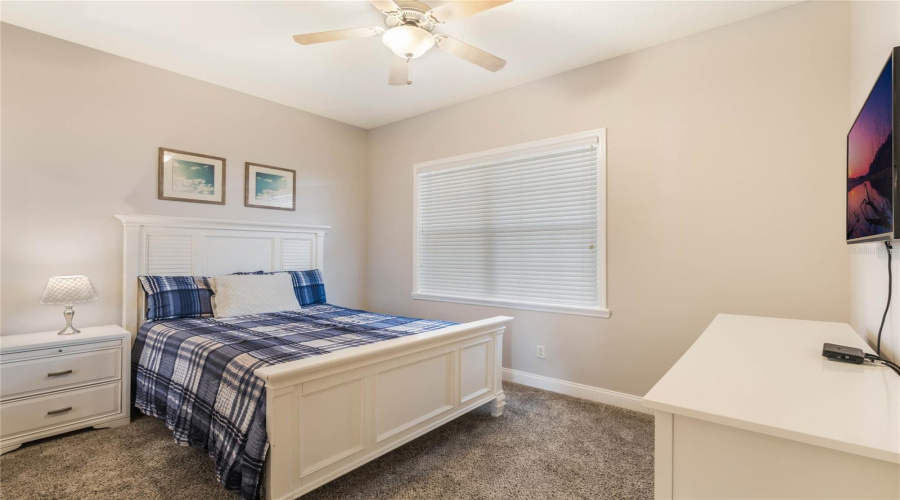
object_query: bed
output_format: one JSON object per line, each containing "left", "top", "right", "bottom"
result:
{"left": 117, "top": 215, "right": 512, "bottom": 500}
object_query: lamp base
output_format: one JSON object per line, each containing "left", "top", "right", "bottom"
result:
{"left": 57, "top": 304, "right": 80, "bottom": 335}
{"left": 57, "top": 325, "right": 81, "bottom": 335}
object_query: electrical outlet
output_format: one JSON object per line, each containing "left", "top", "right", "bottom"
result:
{"left": 536, "top": 345, "right": 546, "bottom": 359}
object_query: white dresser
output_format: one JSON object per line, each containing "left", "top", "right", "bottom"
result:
{"left": 0, "top": 325, "right": 131, "bottom": 454}
{"left": 644, "top": 314, "right": 899, "bottom": 499}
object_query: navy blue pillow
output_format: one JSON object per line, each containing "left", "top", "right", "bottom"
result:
{"left": 138, "top": 275, "right": 214, "bottom": 321}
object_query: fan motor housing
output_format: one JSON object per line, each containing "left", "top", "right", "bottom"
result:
{"left": 385, "top": 1, "right": 436, "bottom": 32}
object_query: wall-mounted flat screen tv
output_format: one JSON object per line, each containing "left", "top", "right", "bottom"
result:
{"left": 848, "top": 47, "right": 899, "bottom": 243}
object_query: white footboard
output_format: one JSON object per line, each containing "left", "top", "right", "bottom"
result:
{"left": 254, "top": 316, "right": 512, "bottom": 500}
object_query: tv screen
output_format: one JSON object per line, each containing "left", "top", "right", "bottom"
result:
{"left": 847, "top": 54, "right": 895, "bottom": 242}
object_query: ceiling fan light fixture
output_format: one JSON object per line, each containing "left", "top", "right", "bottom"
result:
{"left": 292, "top": 1, "right": 509, "bottom": 86}
{"left": 382, "top": 25, "right": 434, "bottom": 59}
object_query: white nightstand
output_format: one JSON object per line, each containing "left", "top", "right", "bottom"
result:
{"left": 0, "top": 325, "right": 131, "bottom": 455}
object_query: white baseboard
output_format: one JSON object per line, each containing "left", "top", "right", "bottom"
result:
{"left": 502, "top": 368, "right": 649, "bottom": 414}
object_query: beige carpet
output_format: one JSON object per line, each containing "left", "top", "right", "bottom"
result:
{"left": 0, "top": 383, "right": 653, "bottom": 499}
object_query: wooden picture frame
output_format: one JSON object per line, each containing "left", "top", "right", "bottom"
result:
{"left": 158, "top": 148, "right": 226, "bottom": 205}
{"left": 245, "top": 162, "right": 296, "bottom": 211}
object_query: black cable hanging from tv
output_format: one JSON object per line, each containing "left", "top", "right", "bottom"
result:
{"left": 876, "top": 241, "right": 892, "bottom": 357}
{"left": 858, "top": 241, "right": 900, "bottom": 378}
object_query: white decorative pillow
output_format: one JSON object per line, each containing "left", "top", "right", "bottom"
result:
{"left": 210, "top": 274, "right": 301, "bottom": 318}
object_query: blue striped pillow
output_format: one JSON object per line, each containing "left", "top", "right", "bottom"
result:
{"left": 138, "top": 275, "right": 214, "bottom": 321}
{"left": 285, "top": 269, "right": 327, "bottom": 306}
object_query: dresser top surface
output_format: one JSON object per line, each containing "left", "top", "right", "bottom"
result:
{"left": 0, "top": 325, "right": 129, "bottom": 353}
{"left": 643, "top": 314, "right": 900, "bottom": 464}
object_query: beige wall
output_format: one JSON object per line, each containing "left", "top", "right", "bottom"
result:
{"left": 367, "top": 1, "right": 851, "bottom": 397}
{"left": 848, "top": 0, "right": 900, "bottom": 362}
{"left": 0, "top": 24, "right": 369, "bottom": 335}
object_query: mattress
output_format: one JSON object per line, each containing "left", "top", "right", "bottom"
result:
{"left": 131, "top": 304, "right": 455, "bottom": 499}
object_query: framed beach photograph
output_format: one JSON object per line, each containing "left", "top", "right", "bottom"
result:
{"left": 245, "top": 162, "right": 296, "bottom": 211}
{"left": 158, "top": 148, "right": 226, "bottom": 204}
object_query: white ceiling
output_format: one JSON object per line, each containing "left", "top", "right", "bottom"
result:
{"left": 1, "top": 1, "right": 798, "bottom": 129}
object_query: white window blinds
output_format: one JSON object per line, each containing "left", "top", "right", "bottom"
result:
{"left": 415, "top": 132, "right": 606, "bottom": 316}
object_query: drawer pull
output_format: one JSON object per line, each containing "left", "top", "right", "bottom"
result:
{"left": 47, "top": 407, "right": 73, "bottom": 416}
{"left": 47, "top": 370, "right": 73, "bottom": 377}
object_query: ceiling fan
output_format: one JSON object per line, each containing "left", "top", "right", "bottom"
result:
{"left": 293, "top": 0, "right": 511, "bottom": 86}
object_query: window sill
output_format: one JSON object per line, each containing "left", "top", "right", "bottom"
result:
{"left": 411, "top": 292, "right": 611, "bottom": 318}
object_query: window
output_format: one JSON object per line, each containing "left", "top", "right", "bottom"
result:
{"left": 413, "top": 130, "right": 608, "bottom": 317}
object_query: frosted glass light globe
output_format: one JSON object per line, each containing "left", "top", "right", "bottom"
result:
{"left": 382, "top": 25, "right": 434, "bottom": 59}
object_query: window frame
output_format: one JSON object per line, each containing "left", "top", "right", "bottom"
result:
{"left": 411, "top": 129, "right": 609, "bottom": 318}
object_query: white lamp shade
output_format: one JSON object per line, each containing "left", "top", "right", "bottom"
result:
{"left": 40, "top": 276, "right": 98, "bottom": 305}
{"left": 382, "top": 25, "right": 434, "bottom": 59}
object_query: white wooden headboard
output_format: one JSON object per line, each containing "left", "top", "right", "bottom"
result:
{"left": 116, "top": 214, "right": 329, "bottom": 334}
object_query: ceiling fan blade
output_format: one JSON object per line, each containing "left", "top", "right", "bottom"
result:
{"left": 427, "top": 1, "right": 512, "bottom": 24}
{"left": 389, "top": 56, "right": 411, "bottom": 86}
{"left": 293, "top": 27, "right": 384, "bottom": 45}
{"left": 434, "top": 36, "right": 506, "bottom": 72}
{"left": 369, "top": 0, "right": 402, "bottom": 15}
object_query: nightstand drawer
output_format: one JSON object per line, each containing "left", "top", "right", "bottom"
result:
{"left": 0, "top": 381, "right": 121, "bottom": 438}
{"left": 0, "top": 347, "right": 121, "bottom": 400}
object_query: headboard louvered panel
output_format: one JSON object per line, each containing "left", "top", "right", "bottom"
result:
{"left": 146, "top": 235, "right": 193, "bottom": 275}
{"left": 282, "top": 239, "right": 313, "bottom": 271}
{"left": 117, "top": 215, "right": 329, "bottom": 335}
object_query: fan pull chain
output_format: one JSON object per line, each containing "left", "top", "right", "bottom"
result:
{"left": 406, "top": 57, "right": 412, "bottom": 85}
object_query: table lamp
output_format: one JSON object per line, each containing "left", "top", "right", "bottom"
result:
{"left": 40, "top": 275, "right": 98, "bottom": 335}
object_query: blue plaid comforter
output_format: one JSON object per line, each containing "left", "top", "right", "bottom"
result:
{"left": 132, "top": 304, "right": 455, "bottom": 499}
